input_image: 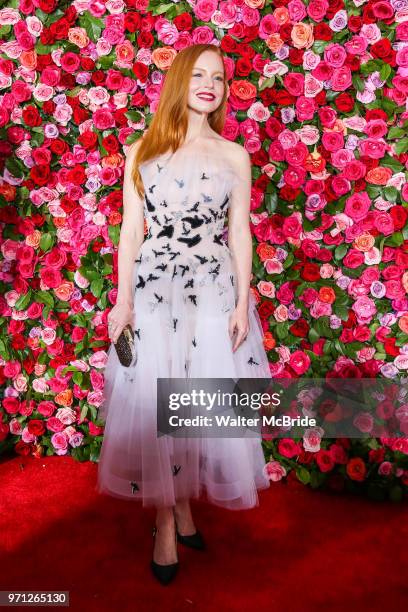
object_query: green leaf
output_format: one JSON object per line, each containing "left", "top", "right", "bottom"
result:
{"left": 40, "top": 232, "right": 54, "bottom": 252}
{"left": 35, "top": 291, "right": 55, "bottom": 308}
{"left": 379, "top": 63, "right": 392, "bottom": 81}
{"left": 90, "top": 278, "right": 104, "bottom": 298}
{"left": 394, "top": 138, "right": 408, "bottom": 155}
{"left": 108, "top": 224, "right": 120, "bottom": 246}
{"left": 383, "top": 186, "right": 398, "bottom": 203}
{"left": 296, "top": 467, "right": 311, "bottom": 485}
{"left": 14, "top": 291, "right": 32, "bottom": 311}
{"left": 334, "top": 243, "right": 348, "bottom": 260}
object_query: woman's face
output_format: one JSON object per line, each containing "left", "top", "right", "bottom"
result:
{"left": 187, "top": 50, "right": 226, "bottom": 114}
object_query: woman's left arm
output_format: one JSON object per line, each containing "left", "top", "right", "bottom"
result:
{"left": 227, "top": 146, "right": 253, "bottom": 352}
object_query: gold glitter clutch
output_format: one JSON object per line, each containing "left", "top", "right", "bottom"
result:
{"left": 114, "top": 324, "right": 137, "bottom": 367}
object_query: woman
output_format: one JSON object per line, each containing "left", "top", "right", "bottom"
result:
{"left": 96, "top": 43, "right": 272, "bottom": 585}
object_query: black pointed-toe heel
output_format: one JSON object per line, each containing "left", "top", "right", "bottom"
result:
{"left": 150, "top": 526, "right": 179, "bottom": 585}
{"left": 176, "top": 529, "right": 206, "bottom": 551}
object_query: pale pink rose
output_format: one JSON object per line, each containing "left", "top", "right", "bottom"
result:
{"left": 360, "top": 23, "right": 382, "bottom": 44}
{"left": 394, "top": 355, "right": 408, "bottom": 370}
{"left": 303, "top": 426, "right": 324, "bottom": 452}
{"left": 248, "top": 101, "right": 270, "bottom": 123}
{"left": 257, "top": 280, "right": 276, "bottom": 298}
{"left": 89, "top": 350, "right": 109, "bottom": 369}
{"left": 296, "top": 125, "right": 320, "bottom": 145}
{"left": 55, "top": 407, "right": 76, "bottom": 425}
{"left": 354, "top": 412, "right": 374, "bottom": 433}
{"left": 276, "top": 345, "right": 291, "bottom": 362}
{"left": 320, "top": 264, "right": 334, "bottom": 278}
{"left": 278, "top": 128, "right": 299, "bottom": 149}
{"left": 304, "top": 73, "right": 323, "bottom": 97}
{"left": 40, "top": 328, "right": 57, "bottom": 346}
{"left": 88, "top": 86, "right": 110, "bottom": 105}
{"left": 302, "top": 50, "right": 320, "bottom": 71}
{"left": 357, "top": 347, "right": 376, "bottom": 362}
{"left": 54, "top": 103, "right": 73, "bottom": 125}
{"left": 0, "top": 8, "right": 20, "bottom": 24}
{"left": 364, "top": 247, "right": 381, "bottom": 265}
{"left": 87, "top": 390, "right": 104, "bottom": 407}
{"left": 263, "top": 460, "right": 287, "bottom": 482}
{"left": 274, "top": 304, "right": 289, "bottom": 322}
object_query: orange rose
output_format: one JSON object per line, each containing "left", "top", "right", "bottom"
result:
{"left": 399, "top": 314, "right": 408, "bottom": 334}
{"left": 291, "top": 23, "right": 314, "bottom": 49}
{"left": 266, "top": 33, "right": 284, "bottom": 53}
{"left": 19, "top": 50, "right": 37, "bottom": 70}
{"left": 273, "top": 7, "right": 289, "bottom": 24}
{"left": 0, "top": 183, "right": 16, "bottom": 202}
{"left": 68, "top": 27, "right": 90, "bottom": 49}
{"left": 245, "top": 0, "right": 265, "bottom": 7}
{"left": 54, "top": 281, "right": 75, "bottom": 302}
{"left": 54, "top": 218, "right": 67, "bottom": 228}
{"left": 263, "top": 331, "right": 276, "bottom": 351}
{"left": 354, "top": 233, "right": 375, "bottom": 252}
{"left": 55, "top": 389, "right": 73, "bottom": 407}
{"left": 402, "top": 271, "right": 408, "bottom": 293}
{"left": 304, "top": 150, "right": 325, "bottom": 172}
{"left": 152, "top": 46, "right": 177, "bottom": 70}
{"left": 366, "top": 167, "right": 393, "bottom": 185}
{"left": 346, "top": 457, "right": 366, "bottom": 482}
{"left": 318, "top": 287, "right": 336, "bottom": 304}
{"left": 26, "top": 230, "right": 42, "bottom": 249}
{"left": 257, "top": 242, "right": 276, "bottom": 261}
{"left": 102, "top": 153, "right": 122, "bottom": 169}
{"left": 230, "top": 79, "right": 257, "bottom": 100}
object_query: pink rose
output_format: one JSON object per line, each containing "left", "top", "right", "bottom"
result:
{"left": 331, "top": 66, "right": 352, "bottom": 91}
{"left": 324, "top": 43, "right": 347, "bottom": 68}
{"left": 307, "top": 0, "right": 329, "bottom": 21}
{"left": 289, "top": 350, "right": 311, "bottom": 375}
{"left": 303, "top": 426, "right": 324, "bottom": 452}
{"left": 263, "top": 460, "right": 287, "bottom": 482}
{"left": 352, "top": 296, "right": 377, "bottom": 324}
{"left": 295, "top": 96, "right": 316, "bottom": 121}
{"left": 344, "top": 192, "right": 371, "bottom": 221}
{"left": 378, "top": 461, "right": 393, "bottom": 476}
{"left": 322, "top": 131, "right": 344, "bottom": 151}
{"left": 283, "top": 72, "right": 305, "bottom": 96}
{"left": 359, "top": 138, "right": 388, "bottom": 159}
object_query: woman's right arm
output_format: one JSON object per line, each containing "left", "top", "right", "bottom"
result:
{"left": 108, "top": 140, "right": 145, "bottom": 343}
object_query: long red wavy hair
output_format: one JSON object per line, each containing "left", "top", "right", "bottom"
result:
{"left": 131, "top": 43, "right": 230, "bottom": 198}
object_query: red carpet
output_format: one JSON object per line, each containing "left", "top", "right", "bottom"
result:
{"left": 0, "top": 454, "right": 407, "bottom": 611}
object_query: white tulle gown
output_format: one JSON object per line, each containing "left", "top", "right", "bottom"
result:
{"left": 96, "top": 142, "right": 272, "bottom": 510}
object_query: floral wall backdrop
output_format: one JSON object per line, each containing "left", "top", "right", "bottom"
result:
{"left": 0, "top": 0, "right": 407, "bottom": 501}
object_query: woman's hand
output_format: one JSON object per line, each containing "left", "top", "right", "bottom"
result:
{"left": 228, "top": 304, "right": 249, "bottom": 352}
{"left": 107, "top": 301, "right": 135, "bottom": 343}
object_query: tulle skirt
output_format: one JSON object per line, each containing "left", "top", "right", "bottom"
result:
{"left": 96, "top": 254, "right": 271, "bottom": 510}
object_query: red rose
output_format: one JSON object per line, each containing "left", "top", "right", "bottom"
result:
{"left": 289, "top": 319, "right": 309, "bottom": 337}
{"left": 384, "top": 337, "right": 400, "bottom": 356}
{"left": 258, "top": 301, "right": 275, "bottom": 319}
{"left": 22, "top": 105, "right": 42, "bottom": 127}
{"left": 390, "top": 205, "right": 408, "bottom": 231}
{"left": 346, "top": 457, "right": 367, "bottom": 482}
{"left": 301, "top": 263, "right": 320, "bottom": 281}
{"left": 28, "top": 419, "right": 46, "bottom": 436}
